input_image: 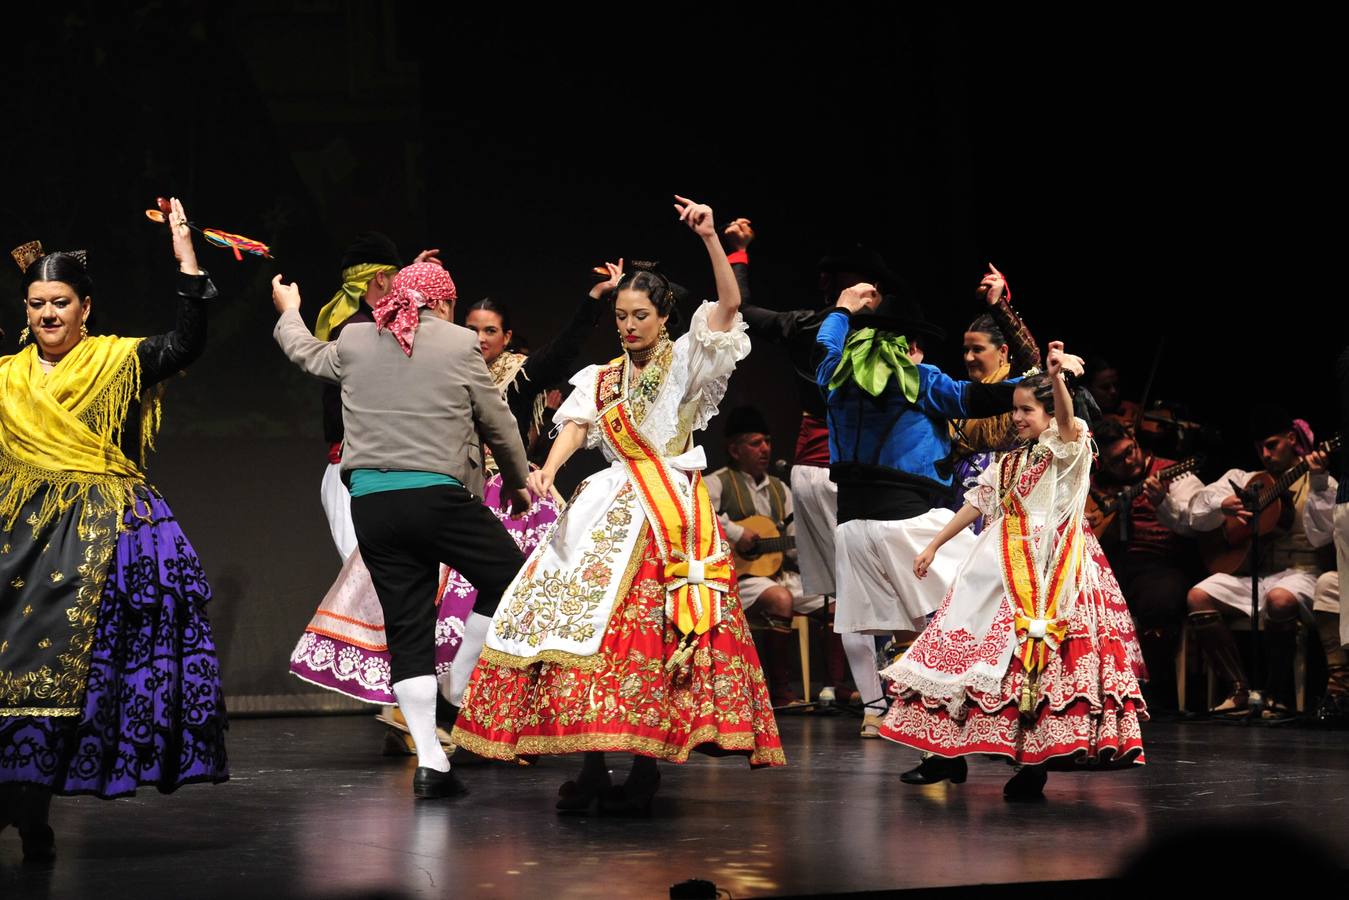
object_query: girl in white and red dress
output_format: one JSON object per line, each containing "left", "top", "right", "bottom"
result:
{"left": 880, "top": 341, "right": 1146, "bottom": 800}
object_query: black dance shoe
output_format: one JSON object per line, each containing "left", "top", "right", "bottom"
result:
{"left": 20, "top": 823, "right": 56, "bottom": 864}
{"left": 413, "top": 766, "right": 468, "bottom": 799}
{"left": 600, "top": 769, "right": 662, "bottom": 817}
{"left": 556, "top": 772, "right": 612, "bottom": 815}
{"left": 899, "top": 754, "right": 968, "bottom": 785}
{"left": 1002, "top": 765, "right": 1048, "bottom": 801}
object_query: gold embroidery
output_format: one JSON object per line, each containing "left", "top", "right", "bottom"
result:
{"left": 450, "top": 723, "right": 786, "bottom": 767}
{"left": 0, "top": 641, "right": 7, "bottom": 654}
{"left": 22, "top": 605, "right": 32, "bottom": 617}
{"left": 37, "top": 638, "right": 51, "bottom": 649}
{"left": 493, "top": 485, "right": 639, "bottom": 652}
{"left": 50, "top": 570, "right": 64, "bottom": 584}
{"left": 0, "top": 498, "right": 118, "bottom": 713}
{"left": 1, "top": 543, "right": 10, "bottom": 554}
{"left": 10, "top": 577, "right": 23, "bottom": 589}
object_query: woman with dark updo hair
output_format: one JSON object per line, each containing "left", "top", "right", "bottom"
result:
{"left": 0, "top": 198, "right": 228, "bottom": 862}
{"left": 450, "top": 196, "right": 785, "bottom": 816}
{"left": 947, "top": 264, "right": 1044, "bottom": 526}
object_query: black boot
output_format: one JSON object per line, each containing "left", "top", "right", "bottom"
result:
{"left": 1003, "top": 765, "right": 1048, "bottom": 801}
{"left": 899, "top": 754, "right": 967, "bottom": 785}
{"left": 15, "top": 785, "right": 55, "bottom": 863}
{"left": 1189, "top": 612, "right": 1249, "bottom": 714}
{"left": 1261, "top": 622, "right": 1298, "bottom": 718}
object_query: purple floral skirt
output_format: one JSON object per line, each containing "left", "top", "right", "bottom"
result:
{"left": 290, "top": 473, "right": 560, "bottom": 703}
{"left": 0, "top": 487, "right": 228, "bottom": 799}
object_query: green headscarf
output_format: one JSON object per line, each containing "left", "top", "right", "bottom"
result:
{"left": 827, "top": 327, "right": 920, "bottom": 402}
{"left": 314, "top": 263, "right": 398, "bottom": 341}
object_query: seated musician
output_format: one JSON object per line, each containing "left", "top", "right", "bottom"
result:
{"left": 707, "top": 407, "right": 825, "bottom": 705}
{"left": 1181, "top": 407, "right": 1336, "bottom": 718}
{"left": 1090, "top": 418, "right": 1203, "bottom": 708}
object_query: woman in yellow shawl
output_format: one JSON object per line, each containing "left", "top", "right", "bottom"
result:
{"left": 947, "top": 264, "right": 1043, "bottom": 526}
{"left": 0, "top": 199, "right": 228, "bottom": 862}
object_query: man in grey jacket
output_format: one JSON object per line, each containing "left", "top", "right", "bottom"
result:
{"left": 272, "top": 262, "right": 530, "bottom": 799}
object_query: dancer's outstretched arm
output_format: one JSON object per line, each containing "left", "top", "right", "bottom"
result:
{"left": 674, "top": 194, "right": 740, "bottom": 332}
{"left": 526, "top": 420, "right": 588, "bottom": 498}
{"left": 913, "top": 504, "right": 982, "bottom": 578}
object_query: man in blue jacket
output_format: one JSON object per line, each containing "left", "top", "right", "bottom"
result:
{"left": 817, "top": 283, "right": 1022, "bottom": 655}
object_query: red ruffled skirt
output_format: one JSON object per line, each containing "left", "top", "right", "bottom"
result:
{"left": 451, "top": 531, "right": 786, "bottom": 767}
{"left": 880, "top": 533, "right": 1147, "bottom": 768}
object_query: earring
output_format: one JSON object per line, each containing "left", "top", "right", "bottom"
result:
{"left": 80, "top": 322, "right": 88, "bottom": 339}
{"left": 659, "top": 323, "right": 670, "bottom": 342}
{"left": 18, "top": 326, "right": 30, "bottom": 345}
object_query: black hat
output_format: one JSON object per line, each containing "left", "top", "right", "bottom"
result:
{"left": 340, "top": 231, "right": 403, "bottom": 270}
{"left": 724, "top": 406, "right": 772, "bottom": 440}
{"left": 850, "top": 293, "right": 946, "bottom": 346}
{"left": 817, "top": 243, "right": 903, "bottom": 292}
{"left": 1247, "top": 404, "right": 1294, "bottom": 443}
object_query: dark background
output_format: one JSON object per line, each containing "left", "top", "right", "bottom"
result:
{"left": 1, "top": 3, "right": 1333, "bottom": 709}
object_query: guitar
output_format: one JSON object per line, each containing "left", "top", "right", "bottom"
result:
{"left": 1200, "top": 435, "right": 1342, "bottom": 575}
{"left": 731, "top": 514, "right": 796, "bottom": 578}
{"left": 1086, "top": 456, "right": 1203, "bottom": 541}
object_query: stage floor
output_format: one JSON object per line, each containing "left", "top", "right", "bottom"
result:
{"left": 3, "top": 713, "right": 1347, "bottom": 898}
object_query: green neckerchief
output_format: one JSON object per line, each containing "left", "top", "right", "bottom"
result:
{"left": 827, "top": 327, "right": 920, "bottom": 402}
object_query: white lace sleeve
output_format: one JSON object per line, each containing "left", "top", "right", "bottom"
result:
{"left": 554, "top": 364, "right": 603, "bottom": 450}
{"left": 963, "top": 453, "right": 1003, "bottom": 520}
{"left": 1039, "top": 416, "right": 1090, "bottom": 460}
{"left": 678, "top": 301, "right": 751, "bottom": 433}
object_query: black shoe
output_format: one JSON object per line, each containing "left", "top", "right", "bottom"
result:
{"left": 556, "top": 773, "right": 612, "bottom": 815}
{"left": 600, "top": 769, "right": 662, "bottom": 817}
{"left": 899, "top": 755, "right": 967, "bottom": 785}
{"left": 1003, "top": 765, "right": 1047, "bottom": 801}
{"left": 20, "top": 823, "right": 56, "bottom": 864}
{"left": 413, "top": 766, "right": 468, "bottom": 799}
{"left": 1314, "top": 693, "right": 1349, "bottom": 729}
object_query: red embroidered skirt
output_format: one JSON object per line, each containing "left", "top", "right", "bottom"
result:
{"left": 880, "top": 535, "right": 1147, "bottom": 768}
{"left": 451, "top": 532, "right": 786, "bottom": 767}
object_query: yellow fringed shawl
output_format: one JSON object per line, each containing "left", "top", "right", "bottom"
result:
{"left": 0, "top": 336, "right": 159, "bottom": 533}
{"left": 952, "top": 360, "right": 1017, "bottom": 456}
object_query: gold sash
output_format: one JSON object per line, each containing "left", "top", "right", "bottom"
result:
{"left": 997, "top": 449, "right": 1083, "bottom": 712}
{"left": 595, "top": 362, "right": 729, "bottom": 665}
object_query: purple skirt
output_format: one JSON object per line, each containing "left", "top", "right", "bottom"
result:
{"left": 0, "top": 488, "right": 228, "bottom": 799}
{"left": 290, "top": 473, "right": 560, "bottom": 703}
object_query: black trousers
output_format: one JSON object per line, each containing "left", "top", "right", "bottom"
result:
{"left": 351, "top": 485, "right": 525, "bottom": 685}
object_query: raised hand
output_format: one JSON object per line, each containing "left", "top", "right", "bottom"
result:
{"left": 975, "top": 262, "right": 1007, "bottom": 306}
{"left": 413, "top": 248, "right": 443, "bottom": 267}
{"left": 169, "top": 197, "right": 201, "bottom": 275}
{"left": 271, "top": 274, "right": 302, "bottom": 314}
{"left": 723, "top": 217, "right": 754, "bottom": 251}
{"left": 835, "top": 282, "right": 880, "bottom": 314}
{"left": 674, "top": 194, "right": 716, "bottom": 238}
{"left": 589, "top": 258, "right": 625, "bottom": 299}
{"left": 1046, "top": 340, "right": 1067, "bottom": 379}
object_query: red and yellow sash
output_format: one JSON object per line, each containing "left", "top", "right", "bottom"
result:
{"left": 596, "top": 364, "right": 729, "bottom": 650}
{"left": 997, "top": 451, "right": 1083, "bottom": 709}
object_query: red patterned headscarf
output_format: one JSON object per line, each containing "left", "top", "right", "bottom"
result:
{"left": 371, "top": 262, "right": 457, "bottom": 356}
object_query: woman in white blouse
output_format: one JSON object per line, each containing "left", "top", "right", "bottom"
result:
{"left": 451, "top": 196, "right": 785, "bottom": 815}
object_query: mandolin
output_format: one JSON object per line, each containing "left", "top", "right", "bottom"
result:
{"left": 730, "top": 514, "right": 796, "bottom": 578}
{"left": 1200, "top": 436, "right": 1341, "bottom": 575}
{"left": 1087, "top": 456, "right": 1202, "bottom": 541}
